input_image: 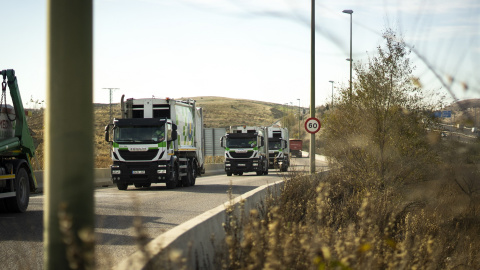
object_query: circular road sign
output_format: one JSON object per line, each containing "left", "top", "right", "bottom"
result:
{"left": 305, "top": 117, "right": 321, "bottom": 134}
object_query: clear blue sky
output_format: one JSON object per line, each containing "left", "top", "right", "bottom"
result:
{"left": 1, "top": 0, "right": 479, "bottom": 109}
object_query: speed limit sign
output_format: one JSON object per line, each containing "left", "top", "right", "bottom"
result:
{"left": 305, "top": 117, "right": 321, "bottom": 134}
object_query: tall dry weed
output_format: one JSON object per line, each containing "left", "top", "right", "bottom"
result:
{"left": 218, "top": 169, "right": 480, "bottom": 269}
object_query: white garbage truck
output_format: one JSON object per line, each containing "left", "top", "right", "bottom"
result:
{"left": 220, "top": 126, "right": 269, "bottom": 176}
{"left": 105, "top": 96, "right": 204, "bottom": 190}
{"left": 268, "top": 127, "right": 290, "bottom": 172}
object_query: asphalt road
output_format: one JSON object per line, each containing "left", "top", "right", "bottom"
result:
{"left": 438, "top": 124, "right": 479, "bottom": 144}
{"left": 0, "top": 156, "right": 327, "bottom": 269}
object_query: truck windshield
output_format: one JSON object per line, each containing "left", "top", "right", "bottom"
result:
{"left": 114, "top": 125, "right": 165, "bottom": 143}
{"left": 269, "top": 140, "right": 281, "bottom": 150}
{"left": 226, "top": 138, "right": 257, "bottom": 148}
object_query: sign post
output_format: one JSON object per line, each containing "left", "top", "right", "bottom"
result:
{"left": 309, "top": 0, "right": 315, "bottom": 175}
{"left": 305, "top": 117, "right": 321, "bottom": 174}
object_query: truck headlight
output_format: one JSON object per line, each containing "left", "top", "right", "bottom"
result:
{"left": 225, "top": 164, "right": 231, "bottom": 167}
{"left": 253, "top": 163, "right": 258, "bottom": 166}
{"left": 112, "top": 170, "right": 121, "bottom": 175}
{"left": 157, "top": 170, "right": 166, "bottom": 174}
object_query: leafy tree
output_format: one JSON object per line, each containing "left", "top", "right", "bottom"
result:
{"left": 323, "top": 28, "right": 440, "bottom": 187}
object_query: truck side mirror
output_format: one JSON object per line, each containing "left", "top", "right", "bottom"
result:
{"left": 258, "top": 137, "right": 264, "bottom": 147}
{"left": 104, "top": 124, "right": 113, "bottom": 143}
{"left": 171, "top": 131, "right": 178, "bottom": 141}
{"left": 281, "top": 140, "right": 286, "bottom": 149}
{"left": 170, "top": 124, "right": 178, "bottom": 141}
{"left": 220, "top": 136, "right": 225, "bottom": 148}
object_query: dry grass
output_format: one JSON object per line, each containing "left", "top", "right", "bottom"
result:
{"left": 185, "top": 96, "right": 284, "bottom": 128}
{"left": 216, "top": 158, "right": 480, "bottom": 269}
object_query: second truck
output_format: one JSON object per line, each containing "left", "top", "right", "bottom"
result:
{"left": 105, "top": 96, "right": 204, "bottom": 190}
{"left": 220, "top": 126, "right": 269, "bottom": 176}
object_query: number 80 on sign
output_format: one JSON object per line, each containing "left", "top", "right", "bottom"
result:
{"left": 304, "top": 117, "right": 321, "bottom": 134}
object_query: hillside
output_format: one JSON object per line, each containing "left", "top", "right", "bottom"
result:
{"left": 444, "top": 98, "right": 480, "bottom": 126}
{"left": 26, "top": 97, "right": 480, "bottom": 170}
{"left": 183, "top": 96, "right": 285, "bottom": 128}
{"left": 26, "top": 96, "right": 296, "bottom": 169}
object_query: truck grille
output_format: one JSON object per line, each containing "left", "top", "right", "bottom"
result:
{"left": 118, "top": 149, "right": 159, "bottom": 161}
{"left": 229, "top": 152, "right": 253, "bottom": 158}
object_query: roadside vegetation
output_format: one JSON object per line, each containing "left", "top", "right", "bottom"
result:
{"left": 215, "top": 29, "right": 480, "bottom": 269}
{"left": 19, "top": 28, "right": 479, "bottom": 269}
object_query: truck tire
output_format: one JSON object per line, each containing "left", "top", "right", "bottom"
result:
{"left": 0, "top": 199, "right": 7, "bottom": 213}
{"left": 166, "top": 163, "right": 179, "bottom": 189}
{"left": 117, "top": 183, "right": 128, "bottom": 190}
{"left": 256, "top": 171, "right": 262, "bottom": 176}
{"left": 5, "top": 167, "right": 30, "bottom": 213}
{"left": 182, "top": 162, "right": 194, "bottom": 187}
{"left": 238, "top": 172, "right": 243, "bottom": 176}
{"left": 191, "top": 161, "right": 197, "bottom": 186}
{"left": 226, "top": 172, "right": 232, "bottom": 176}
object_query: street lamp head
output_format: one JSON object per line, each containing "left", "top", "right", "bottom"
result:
{"left": 342, "top": 9, "right": 353, "bottom": 14}
{"left": 329, "top": 80, "right": 334, "bottom": 83}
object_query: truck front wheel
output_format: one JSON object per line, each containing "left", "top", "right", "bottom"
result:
{"left": 166, "top": 163, "right": 179, "bottom": 189}
{"left": 117, "top": 183, "right": 128, "bottom": 190}
{"left": 191, "top": 161, "right": 197, "bottom": 186}
{"left": 182, "top": 161, "right": 194, "bottom": 187}
{"left": 5, "top": 167, "right": 30, "bottom": 213}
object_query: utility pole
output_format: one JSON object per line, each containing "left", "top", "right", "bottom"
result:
{"left": 103, "top": 87, "right": 118, "bottom": 124}
{"left": 329, "top": 81, "right": 334, "bottom": 109}
{"left": 297, "top": 99, "right": 301, "bottom": 139}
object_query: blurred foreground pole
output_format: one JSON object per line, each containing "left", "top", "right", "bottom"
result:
{"left": 44, "top": 1, "right": 94, "bottom": 269}
{"left": 309, "top": 0, "right": 316, "bottom": 174}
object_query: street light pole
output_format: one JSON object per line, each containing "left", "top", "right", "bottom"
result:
{"left": 329, "top": 81, "right": 334, "bottom": 109}
{"left": 342, "top": 9, "right": 353, "bottom": 99}
{"left": 297, "top": 98, "right": 300, "bottom": 139}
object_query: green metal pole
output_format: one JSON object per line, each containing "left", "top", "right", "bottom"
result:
{"left": 44, "top": 1, "right": 94, "bottom": 269}
{"left": 310, "top": 0, "right": 316, "bottom": 174}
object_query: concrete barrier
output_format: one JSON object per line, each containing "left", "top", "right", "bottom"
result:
{"left": 111, "top": 156, "right": 330, "bottom": 269}
{"left": 33, "top": 163, "right": 226, "bottom": 193}
{"left": 114, "top": 179, "right": 285, "bottom": 270}
{"left": 34, "top": 160, "right": 327, "bottom": 268}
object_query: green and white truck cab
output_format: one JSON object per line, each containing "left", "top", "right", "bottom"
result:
{"left": 268, "top": 127, "right": 290, "bottom": 172}
{"left": 220, "top": 126, "right": 269, "bottom": 176}
{"left": 105, "top": 97, "right": 204, "bottom": 190}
